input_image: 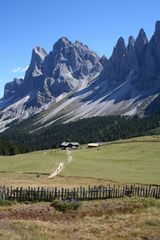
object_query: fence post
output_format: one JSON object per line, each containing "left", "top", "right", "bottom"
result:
{"left": 155, "top": 187, "right": 159, "bottom": 199}
{"left": 67, "top": 188, "right": 70, "bottom": 200}
{"left": 16, "top": 187, "right": 19, "bottom": 201}
{"left": 58, "top": 189, "right": 61, "bottom": 200}
{"left": 105, "top": 186, "right": 108, "bottom": 198}
{"left": 158, "top": 187, "right": 160, "bottom": 199}
{"left": 76, "top": 188, "right": 79, "bottom": 200}
{"left": 37, "top": 187, "right": 40, "bottom": 201}
{"left": 54, "top": 187, "right": 57, "bottom": 199}
{"left": 19, "top": 187, "right": 22, "bottom": 201}
{"left": 108, "top": 185, "right": 111, "bottom": 198}
{"left": 79, "top": 186, "right": 82, "bottom": 200}
{"left": 88, "top": 185, "right": 91, "bottom": 200}
{"left": 64, "top": 188, "right": 67, "bottom": 200}
{"left": 82, "top": 187, "right": 85, "bottom": 200}
{"left": 148, "top": 185, "right": 151, "bottom": 197}
{"left": 61, "top": 188, "right": 64, "bottom": 200}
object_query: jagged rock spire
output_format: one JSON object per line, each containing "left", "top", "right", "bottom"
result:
{"left": 111, "top": 37, "right": 127, "bottom": 66}
{"left": 24, "top": 46, "right": 47, "bottom": 80}
{"left": 154, "top": 21, "right": 160, "bottom": 37}
{"left": 135, "top": 28, "right": 148, "bottom": 60}
{"left": 31, "top": 46, "right": 47, "bottom": 68}
{"left": 128, "top": 36, "right": 135, "bottom": 48}
{"left": 52, "top": 37, "right": 72, "bottom": 53}
{"left": 135, "top": 28, "right": 148, "bottom": 47}
{"left": 115, "top": 37, "right": 126, "bottom": 51}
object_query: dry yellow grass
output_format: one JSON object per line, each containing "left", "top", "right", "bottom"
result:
{"left": 0, "top": 197, "right": 160, "bottom": 240}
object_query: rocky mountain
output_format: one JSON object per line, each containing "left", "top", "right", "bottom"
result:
{"left": 1, "top": 21, "right": 160, "bottom": 132}
{"left": 3, "top": 38, "right": 102, "bottom": 102}
{"left": 0, "top": 37, "right": 103, "bottom": 131}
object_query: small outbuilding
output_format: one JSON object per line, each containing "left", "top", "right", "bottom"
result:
{"left": 87, "top": 143, "right": 99, "bottom": 148}
{"left": 60, "top": 142, "right": 79, "bottom": 150}
{"left": 70, "top": 142, "right": 79, "bottom": 148}
{"left": 60, "top": 142, "right": 70, "bottom": 150}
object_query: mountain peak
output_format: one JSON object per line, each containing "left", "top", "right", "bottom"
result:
{"left": 136, "top": 28, "right": 148, "bottom": 45}
{"left": 100, "top": 55, "right": 108, "bottom": 66}
{"left": 116, "top": 37, "right": 126, "bottom": 47}
{"left": 135, "top": 28, "right": 148, "bottom": 59}
{"left": 155, "top": 20, "right": 160, "bottom": 36}
{"left": 53, "top": 37, "right": 72, "bottom": 50}
{"left": 57, "top": 36, "right": 70, "bottom": 43}
{"left": 128, "top": 36, "right": 135, "bottom": 48}
{"left": 113, "top": 37, "right": 126, "bottom": 57}
{"left": 24, "top": 46, "right": 47, "bottom": 81}
{"left": 30, "top": 46, "right": 47, "bottom": 67}
{"left": 139, "top": 28, "right": 146, "bottom": 36}
{"left": 32, "top": 46, "right": 47, "bottom": 60}
{"left": 33, "top": 46, "right": 45, "bottom": 52}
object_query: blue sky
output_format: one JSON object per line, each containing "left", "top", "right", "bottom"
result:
{"left": 0, "top": 0, "right": 160, "bottom": 97}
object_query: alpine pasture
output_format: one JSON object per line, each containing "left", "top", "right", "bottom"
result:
{"left": 0, "top": 136, "right": 160, "bottom": 186}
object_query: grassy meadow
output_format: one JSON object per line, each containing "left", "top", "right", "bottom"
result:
{"left": 0, "top": 135, "right": 160, "bottom": 186}
{"left": 0, "top": 149, "right": 67, "bottom": 173}
{"left": 0, "top": 149, "right": 66, "bottom": 187}
{"left": 62, "top": 136, "right": 160, "bottom": 185}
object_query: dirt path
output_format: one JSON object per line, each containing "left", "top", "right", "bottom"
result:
{"left": 48, "top": 162, "right": 64, "bottom": 178}
{"left": 66, "top": 149, "right": 72, "bottom": 163}
{"left": 48, "top": 149, "right": 72, "bottom": 179}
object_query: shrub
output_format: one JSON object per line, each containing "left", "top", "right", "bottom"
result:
{"left": 139, "top": 198, "right": 160, "bottom": 208}
{"left": 51, "top": 199, "right": 81, "bottom": 212}
{"left": 0, "top": 199, "right": 15, "bottom": 207}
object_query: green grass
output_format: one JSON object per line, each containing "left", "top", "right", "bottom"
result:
{"left": 0, "top": 149, "right": 66, "bottom": 174}
{"left": 0, "top": 149, "right": 67, "bottom": 187}
{"left": 62, "top": 136, "right": 160, "bottom": 185}
{"left": 0, "top": 136, "right": 160, "bottom": 186}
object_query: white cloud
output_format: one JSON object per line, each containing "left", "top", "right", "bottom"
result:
{"left": 20, "top": 65, "right": 29, "bottom": 72}
{"left": 12, "top": 67, "right": 21, "bottom": 73}
{"left": 12, "top": 65, "right": 29, "bottom": 73}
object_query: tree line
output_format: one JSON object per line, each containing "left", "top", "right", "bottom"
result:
{"left": 1, "top": 113, "right": 160, "bottom": 155}
{"left": 0, "top": 137, "right": 20, "bottom": 155}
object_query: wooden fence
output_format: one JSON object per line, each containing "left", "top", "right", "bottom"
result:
{"left": 0, "top": 185, "right": 160, "bottom": 202}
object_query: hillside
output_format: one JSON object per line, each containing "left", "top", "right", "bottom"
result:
{"left": 1, "top": 113, "right": 160, "bottom": 154}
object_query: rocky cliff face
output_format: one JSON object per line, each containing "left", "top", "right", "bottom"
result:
{"left": 4, "top": 37, "right": 102, "bottom": 103}
{"left": 4, "top": 78, "right": 24, "bottom": 99}
{"left": 99, "top": 28, "right": 148, "bottom": 88}
{"left": 40, "top": 37, "right": 103, "bottom": 98}
{"left": 1, "top": 21, "right": 160, "bottom": 132}
{"left": 98, "top": 21, "right": 160, "bottom": 96}
{"left": 0, "top": 37, "right": 103, "bottom": 131}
